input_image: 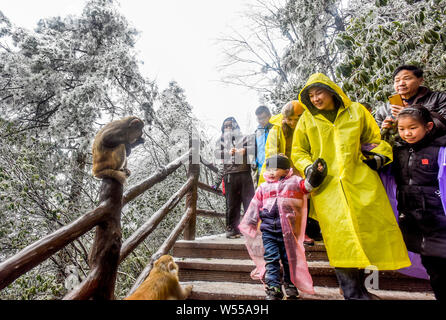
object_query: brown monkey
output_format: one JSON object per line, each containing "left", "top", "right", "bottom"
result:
{"left": 124, "top": 255, "right": 193, "bottom": 300}
{"left": 92, "top": 116, "right": 145, "bottom": 184}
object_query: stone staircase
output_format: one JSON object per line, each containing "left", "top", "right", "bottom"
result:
{"left": 173, "top": 234, "right": 435, "bottom": 300}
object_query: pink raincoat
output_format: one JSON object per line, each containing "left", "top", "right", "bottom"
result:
{"left": 238, "top": 169, "right": 315, "bottom": 294}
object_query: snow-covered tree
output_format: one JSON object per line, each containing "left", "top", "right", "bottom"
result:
{"left": 0, "top": 0, "right": 158, "bottom": 299}
{"left": 218, "top": 0, "right": 348, "bottom": 111}
{"left": 334, "top": 0, "right": 446, "bottom": 109}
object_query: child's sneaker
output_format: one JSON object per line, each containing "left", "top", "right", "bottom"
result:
{"left": 265, "top": 286, "right": 284, "bottom": 300}
{"left": 283, "top": 283, "right": 300, "bottom": 300}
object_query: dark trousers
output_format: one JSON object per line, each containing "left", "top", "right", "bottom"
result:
{"left": 334, "top": 268, "right": 373, "bottom": 300}
{"left": 224, "top": 171, "right": 254, "bottom": 231}
{"left": 262, "top": 231, "right": 291, "bottom": 288}
{"left": 421, "top": 255, "right": 446, "bottom": 301}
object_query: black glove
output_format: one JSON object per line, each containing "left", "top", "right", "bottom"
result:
{"left": 304, "top": 158, "right": 327, "bottom": 190}
{"left": 363, "top": 155, "right": 385, "bottom": 171}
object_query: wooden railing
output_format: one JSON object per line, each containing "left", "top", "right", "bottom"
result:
{"left": 0, "top": 143, "right": 224, "bottom": 299}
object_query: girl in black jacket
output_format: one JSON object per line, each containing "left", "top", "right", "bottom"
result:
{"left": 392, "top": 105, "right": 446, "bottom": 300}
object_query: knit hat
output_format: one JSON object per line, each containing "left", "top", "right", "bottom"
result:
{"left": 265, "top": 154, "right": 290, "bottom": 170}
{"left": 281, "top": 100, "right": 305, "bottom": 117}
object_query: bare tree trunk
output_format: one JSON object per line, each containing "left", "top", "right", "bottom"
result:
{"left": 55, "top": 151, "right": 88, "bottom": 279}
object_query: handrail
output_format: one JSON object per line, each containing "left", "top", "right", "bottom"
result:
{"left": 123, "top": 151, "right": 190, "bottom": 205}
{"left": 200, "top": 155, "right": 219, "bottom": 173}
{"left": 119, "top": 176, "right": 194, "bottom": 263}
{"left": 197, "top": 209, "right": 225, "bottom": 218}
{"left": 0, "top": 145, "right": 224, "bottom": 299}
{"left": 63, "top": 267, "right": 101, "bottom": 300}
{"left": 0, "top": 179, "right": 122, "bottom": 291}
{"left": 197, "top": 181, "right": 223, "bottom": 196}
{"left": 127, "top": 207, "right": 194, "bottom": 296}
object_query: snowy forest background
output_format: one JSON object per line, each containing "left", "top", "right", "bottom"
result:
{"left": 1, "top": 0, "right": 445, "bottom": 299}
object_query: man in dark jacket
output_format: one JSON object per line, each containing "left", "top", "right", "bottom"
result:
{"left": 213, "top": 117, "right": 255, "bottom": 238}
{"left": 375, "top": 65, "right": 446, "bottom": 130}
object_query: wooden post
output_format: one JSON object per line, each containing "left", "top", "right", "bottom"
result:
{"left": 183, "top": 135, "right": 199, "bottom": 240}
{"left": 64, "top": 178, "right": 123, "bottom": 300}
{"left": 88, "top": 178, "right": 123, "bottom": 300}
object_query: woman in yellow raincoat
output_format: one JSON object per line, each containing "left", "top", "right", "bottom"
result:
{"left": 258, "top": 100, "right": 304, "bottom": 185}
{"left": 291, "top": 73, "right": 411, "bottom": 300}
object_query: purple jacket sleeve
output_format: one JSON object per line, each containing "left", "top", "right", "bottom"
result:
{"left": 379, "top": 166, "right": 429, "bottom": 279}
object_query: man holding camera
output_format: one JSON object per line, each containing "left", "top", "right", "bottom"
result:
{"left": 375, "top": 65, "right": 446, "bottom": 131}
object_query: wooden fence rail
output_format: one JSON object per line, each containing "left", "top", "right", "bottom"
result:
{"left": 127, "top": 207, "right": 194, "bottom": 296}
{"left": 0, "top": 178, "right": 122, "bottom": 291}
{"left": 119, "top": 176, "right": 194, "bottom": 263}
{"left": 0, "top": 145, "right": 223, "bottom": 299}
{"left": 123, "top": 151, "right": 190, "bottom": 206}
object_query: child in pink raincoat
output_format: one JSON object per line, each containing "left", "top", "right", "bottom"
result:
{"left": 239, "top": 154, "right": 327, "bottom": 300}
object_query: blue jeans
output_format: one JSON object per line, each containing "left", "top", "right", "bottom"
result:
{"left": 262, "top": 231, "right": 291, "bottom": 288}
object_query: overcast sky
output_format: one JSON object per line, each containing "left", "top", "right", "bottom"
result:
{"left": 1, "top": 0, "right": 265, "bottom": 139}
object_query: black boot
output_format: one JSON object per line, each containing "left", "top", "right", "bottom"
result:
{"left": 334, "top": 268, "right": 378, "bottom": 300}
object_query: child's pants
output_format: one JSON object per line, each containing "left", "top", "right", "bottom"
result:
{"left": 262, "top": 231, "right": 291, "bottom": 288}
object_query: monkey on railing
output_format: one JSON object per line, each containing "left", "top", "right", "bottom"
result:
{"left": 92, "top": 116, "right": 145, "bottom": 184}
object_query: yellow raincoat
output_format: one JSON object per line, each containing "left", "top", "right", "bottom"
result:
{"left": 258, "top": 114, "right": 287, "bottom": 185}
{"left": 291, "top": 73, "right": 410, "bottom": 270}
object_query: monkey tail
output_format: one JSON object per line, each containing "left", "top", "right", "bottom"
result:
{"left": 94, "top": 169, "right": 128, "bottom": 185}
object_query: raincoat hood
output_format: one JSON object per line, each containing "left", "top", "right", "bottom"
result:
{"left": 257, "top": 113, "right": 287, "bottom": 185}
{"left": 299, "top": 73, "right": 351, "bottom": 115}
{"left": 269, "top": 113, "right": 283, "bottom": 126}
{"left": 220, "top": 116, "right": 241, "bottom": 134}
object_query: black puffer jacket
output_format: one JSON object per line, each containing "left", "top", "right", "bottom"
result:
{"left": 375, "top": 86, "right": 446, "bottom": 128}
{"left": 392, "top": 130, "right": 446, "bottom": 258}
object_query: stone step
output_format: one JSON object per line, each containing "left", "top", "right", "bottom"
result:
{"left": 173, "top": 235, "right": 328, "bottom": 261}
{"left": 176, "top": 257, "right": 432, "bottom": 292}
{"left": 181, "top": 281, "right": 435, "bottom": 300}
